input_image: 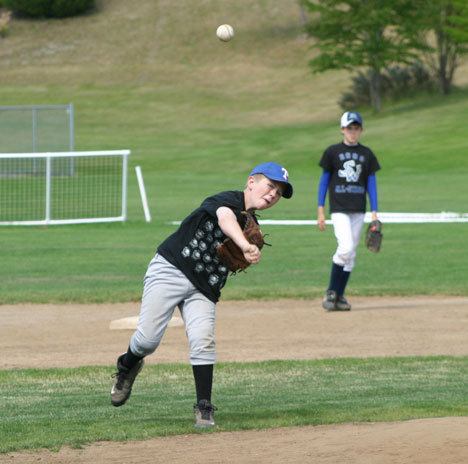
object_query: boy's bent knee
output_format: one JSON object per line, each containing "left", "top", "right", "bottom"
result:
{"left": 130, "top": 330, "right": 160, "bottom": 357}
{"left": 335, "top": 247, "right": 354, "bottom": 263}
{"left": 189, "top": 335, "right": 216, "bottom": 365}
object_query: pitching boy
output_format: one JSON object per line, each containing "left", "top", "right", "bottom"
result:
{"left": 111, "top": 162, "right": 293, "bottom": 427}
{"left": 317, "top": 111, "right": 380, "bottom": 311}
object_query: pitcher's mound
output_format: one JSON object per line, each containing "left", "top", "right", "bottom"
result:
{"left": 109, "top": 315, "right": 184, "bottom": 330}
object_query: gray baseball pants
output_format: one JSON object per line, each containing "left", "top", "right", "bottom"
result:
{"left": 129, "top": 254, "right": 216, "bottom": 365}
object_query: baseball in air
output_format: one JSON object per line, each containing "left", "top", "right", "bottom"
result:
{"left": 216, "top": 24, "right": 234, "bottom": 42}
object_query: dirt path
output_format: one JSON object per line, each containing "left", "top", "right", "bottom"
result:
{"left": 4, "top": 417, "right": 468, "bottom": 464}
{"left": 1, "top": 297, "right": 467, "bottom": 463}
{"left": 2, "top": 296, "right": 468, "bottom": 368}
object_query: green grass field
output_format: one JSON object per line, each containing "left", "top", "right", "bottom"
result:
{"left": 1, "top": 357, "right": 467, "bottom": 453}
{"left": 0, "top": 88, "right": 467, "bottom": 302}
{"left": 1, "top": 222, "right": 468, "bottom": 303}
{"left": 1, "top": 0, "right": 467, "bottom": 455}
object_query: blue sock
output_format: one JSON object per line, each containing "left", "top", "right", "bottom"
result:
{"left": 328, "top": 263, "right": 344, "bottom": 292}
{"left": 337, "top": 271, "right": 351, "bottom": 297}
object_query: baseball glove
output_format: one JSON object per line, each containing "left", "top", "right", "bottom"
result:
{"left": 365, "top": 219, "right": 383, "bottom": 253}
{"left": 216, "top": 211, "right": 265, "bottom": 272}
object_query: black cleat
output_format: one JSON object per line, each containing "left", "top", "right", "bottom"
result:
{"left": 110, "top": 354, "right": 144, "bottom": 407}
{"left": 322, "top": 290, "right": 337, "bottom": 311}
{"left": 194, "top": 399, "right": 217, "bottom": 428}
{"left": 335, "top": 295, "right": 351, "bottom": 311}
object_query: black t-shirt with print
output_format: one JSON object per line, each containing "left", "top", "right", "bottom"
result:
{"left": 319, "top": 142, "right": 381, "bottom": 213}
{"left": 157, "top": 190, "right": 246, "bottom": 303}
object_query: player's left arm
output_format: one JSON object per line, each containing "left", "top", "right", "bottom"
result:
{"left": 317, "top": 170, "right": 331, "bottom": 231}
{"left": 367, "top": 173, "right": 378, "bottom": 221}
{"left": 216, "top": 207, "right": 260, "bottom": 263}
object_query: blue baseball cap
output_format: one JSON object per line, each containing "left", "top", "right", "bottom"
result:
{"left": 341, "top": 111, "right": 363, "bottom": 127}
{"left": 249, "top": 162, "right": 293, "bottom": 199}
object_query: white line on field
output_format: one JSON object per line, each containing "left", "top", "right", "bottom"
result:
{"left": 169, "top": 212, "right": 468, "bottom": 226}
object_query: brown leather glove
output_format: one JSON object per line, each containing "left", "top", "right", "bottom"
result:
{"left": 365, "top": 220, "right": 383, "bottom": 253}
{"left": 216, "top": 212, "right": 265, "bottom": 272}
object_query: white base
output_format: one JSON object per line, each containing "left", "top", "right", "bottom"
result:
{"left": 109, "top": 315, "right": 184, "bottom": 330}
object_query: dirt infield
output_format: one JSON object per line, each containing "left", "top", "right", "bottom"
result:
{"left": 2, "top": 296, "right": 468, "bottom": 463}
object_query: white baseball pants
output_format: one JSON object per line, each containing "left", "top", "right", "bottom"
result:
{"left": 331, "top": 212, "right": 365, "bottom": 272}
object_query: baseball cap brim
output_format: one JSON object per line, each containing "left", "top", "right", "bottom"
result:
{"left": 342, "top": 119, "right": 362, "bottom": 127}
{"left": 266, "top": 174, "right": 293, "bottom": 199}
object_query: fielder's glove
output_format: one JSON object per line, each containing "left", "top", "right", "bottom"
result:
{"left": 365, "top": 219, "right": 383, "bottom": 253}
{"left": 216, "top": 211, "right": 266, "bottom": 272}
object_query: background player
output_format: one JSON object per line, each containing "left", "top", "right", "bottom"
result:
{"left": 317, "top": 111, "right": 381, "bottom": 311}
{"left": 111, "top": 162, "right": 293, "bottom": 427}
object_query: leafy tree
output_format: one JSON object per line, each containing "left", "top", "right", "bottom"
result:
{"left": 411, "top": 0, "right": 468, "bottom": 94}
{"left": 339, "top": 62, "right": 435, "bottom": 109}
{"left": 4, "top": 0, "right": 95, "bottom": 18}
{"left": 301, "top": 0, "right": 422, "bottom": 112}
{"left": 0, "top": 9, "right": 12, "bottom": 38}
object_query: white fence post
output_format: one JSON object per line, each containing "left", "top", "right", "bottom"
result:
{"left": 135, "top": 165, "right": 152, "bottom": 223}
{"left": 122, "top": 152, "right": 129, "bottom": 221}
{"left": 45, "top": 154, "right": 52, "bottom": 223}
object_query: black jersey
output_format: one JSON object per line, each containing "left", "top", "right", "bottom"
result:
{"left": 157, "top": 190, "right": 246, "bottom": 303}
{"left": 319, "top": 142, "right": 380, "bottom": 213}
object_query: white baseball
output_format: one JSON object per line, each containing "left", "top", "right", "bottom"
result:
{"left": 216, "top": 24, "right": 234, "bottom": 42}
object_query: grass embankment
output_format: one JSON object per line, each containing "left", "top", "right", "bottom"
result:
{"left": 0, "top": 0, "right": 467, "bottom": 302}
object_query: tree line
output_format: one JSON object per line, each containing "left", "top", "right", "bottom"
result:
{"left": 301, "top": 0, "right": 468, "bottom": 111}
